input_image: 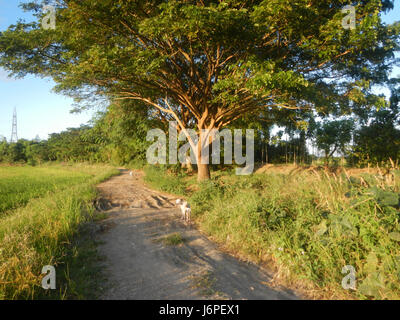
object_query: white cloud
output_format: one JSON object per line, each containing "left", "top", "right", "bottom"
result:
{"left": 0, "top": 68, "right": 15, "bottom": 82}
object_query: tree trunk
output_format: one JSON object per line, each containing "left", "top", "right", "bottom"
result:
{"left": 197, "top": 162, "right": 210, "bottom": 181}
{"left": 324, "top": 151, "right": 329, "bottom": 166}
{"left": 261, "top": 142, "right": 264, "bottom": 164}
{"left": 196, "top": 127, "right": 211, "bottom": 181}
{"left": 293, "top": 149, "right": 296, "bottom": 165}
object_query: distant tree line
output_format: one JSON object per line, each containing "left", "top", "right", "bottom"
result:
{"left": 1, "top": 101, "right": 399, "bottom": 168}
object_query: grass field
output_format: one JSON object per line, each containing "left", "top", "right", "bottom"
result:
{"left": 0, "top": 166, "right": 94, "bottom": 214}
{"left": 0, "top": 164, "right": 119, "bottom": 299}
{"left": 144, "top": 164, "right": 400, "bottom": 300}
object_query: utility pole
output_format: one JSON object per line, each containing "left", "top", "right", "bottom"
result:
{"left": 10, "top": 107, "right": 18, "bottom": 143}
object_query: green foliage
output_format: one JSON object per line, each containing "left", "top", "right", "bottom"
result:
{"left": 149, "top": 168, "right": 400, "bottom": 299}
{"left": 364, "top": 186, "right": 399, "bottom": 207}
{"left": 350, "top": 106, "right": 400, "bottom": 166}
{"left": 82, "top": 101, "right": 163, "bottom": 165}
{"left": 190, "top": 179, "right": 226, "bottom": 213}
{"left": 314, "top": 119, "right": 355, "bottom": 162}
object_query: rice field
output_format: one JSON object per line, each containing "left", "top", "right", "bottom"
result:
{"left": 0, "top": 164, "right": 119, "bottom": 299}
{"left": 0, "top": 166, "right": 93, "bottom": 214}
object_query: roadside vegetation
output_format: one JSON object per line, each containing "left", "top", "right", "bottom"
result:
{"left": 144, "top": 164, "right": 400, "bottom": 300}
{"left": 0, "top": 164, "right": 119, "bottom": 299}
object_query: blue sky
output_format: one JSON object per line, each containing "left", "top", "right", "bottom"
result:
{"left": 0, "top": 1, "right": 399, "bottom": 141}
{"left": 0, "top": 1, "right": 96, "bottom": 141}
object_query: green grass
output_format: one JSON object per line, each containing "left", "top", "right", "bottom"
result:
{"left": 0, "top": 166, "right": 93, "bottom": 214}
{"left": 143, "top": 165, "right": 188, "bottom": 195}
{"left": 145, "top": 165, "right": 400, "bottom": 300}
{"left": 162, "top": 233, "right": 185, "bottom": 246}
{"left": 0, "top": 164, "right": 119, "bottom": 299}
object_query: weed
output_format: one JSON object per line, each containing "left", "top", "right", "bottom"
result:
{"left": 162, "top": 233, "right": 185, "bottom": 246}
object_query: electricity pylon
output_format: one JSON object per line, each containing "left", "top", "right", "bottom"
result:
{"left": 10, "top": 107, "right": 18, "bottom": 143}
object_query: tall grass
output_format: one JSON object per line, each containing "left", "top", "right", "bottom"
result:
{"left": 0, "top": 166, "right": 93, "bottom": 214}
{"left": 143, "top": 165, "right": 189, "bottom": 195}
{"left": 0, "top": 164, "right": 119, "bottom": 299}
{"left": 146, "top": 165, "right": 400, "bottom": 299}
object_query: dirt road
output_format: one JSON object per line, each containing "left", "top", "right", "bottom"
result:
{"left": 95, "top": 169, "right": 298, "bottom": 300}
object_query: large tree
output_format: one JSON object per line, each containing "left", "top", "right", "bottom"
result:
{"left": 1, "top": 0, "right": 399, "bottom": 180}
{"left": 315, "top": 119, "right": 355, "bottom": 163}
{"left": 351, "top": 103, "right": 400, "bottom": 165}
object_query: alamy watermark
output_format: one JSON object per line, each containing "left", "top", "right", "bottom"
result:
{"left": 342, "top": 265, "right": 356, "bottom": 290}
{"left": 342, "top": 5, "right": 356, "bottom": 30}
{"left": 146, "top": 121, "right": 254, "bottom": 175}
{"left": 41, "top": 265, "right": 56, "bottom": 290}
{"left": 42, "top": 5, "right": 56, "bottom": 30}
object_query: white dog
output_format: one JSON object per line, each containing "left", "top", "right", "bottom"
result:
{"left": 176, "top": 199, "right": 191, "bottom": 222}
